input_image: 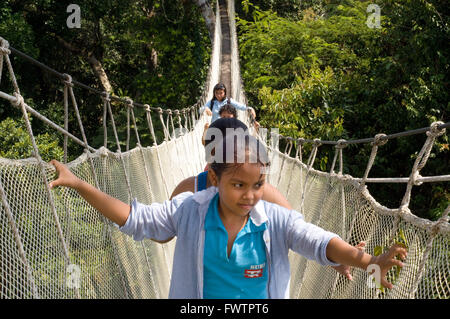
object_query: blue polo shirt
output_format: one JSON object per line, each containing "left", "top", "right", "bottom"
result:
{"left": 203, "top": 193, "right": 268, "bottom": 299}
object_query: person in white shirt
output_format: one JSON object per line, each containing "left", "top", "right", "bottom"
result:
{"left": 201, "top": 83, "right": 256, "bottom": 123}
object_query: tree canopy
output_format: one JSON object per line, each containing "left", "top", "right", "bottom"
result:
{"left": 0, "top": 0, "right": 211, "bottom": 154}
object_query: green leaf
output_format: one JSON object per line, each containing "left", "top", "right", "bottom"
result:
{"left": 374, "top": 245, "right": 383, "bottom": 257}
{"left": 397, "top": 229, "right": 408, "bottom": 248}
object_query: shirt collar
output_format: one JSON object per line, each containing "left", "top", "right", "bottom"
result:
{"left": 192, "top": 186, "right": 218, "bottom": 205}
{"left": 204, "top": 193, "right": 222, "bottom": 230}
{"left": 197, "top": 188, "right": 269, "bottom": 229}
{"left": 249, "top": 200, "right": 268, "bottom": 227}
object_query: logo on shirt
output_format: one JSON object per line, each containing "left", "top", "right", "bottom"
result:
{"left": 244, "top": 263, "right": 265, "bottom": 278}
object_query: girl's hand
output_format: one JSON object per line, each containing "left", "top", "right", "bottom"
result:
{"left": 202, "top": 123, "right": 210, "bottom": 145}
{"left": 332, "top": 241, "right": 366, "bottom": 281}
{"left": 370, "top": 244, "right": 408, "bottom": 289}
{"left": 248, "top": 107, "right": 256, "bottom": 119}
{"left": 204, "top": 108, "right": 212, "bottom": 116}
{"left": 50, "top": 160, "right": 130, "bottom": 226}
{"left": 49, "top": 160, "right": 81, "bottom": 190}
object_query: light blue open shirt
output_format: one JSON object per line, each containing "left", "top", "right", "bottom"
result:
{"left": 119, "top": 187, "right": 341, "bottom": 299}
{"left": 200, "top": 98, "right": 248, "bottom": 122}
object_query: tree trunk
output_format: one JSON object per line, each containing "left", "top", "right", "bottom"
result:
{"left": 145, "top": 42, "right": 158, "bottom": 73}
{"left": 87, "top": 54, "right": 112, "bottom": 93}
{"left": 54, "top": 34, "right": 112, "bottom": 93}
{"left": 192, "top": 0, "right": 216, "bottom": 43}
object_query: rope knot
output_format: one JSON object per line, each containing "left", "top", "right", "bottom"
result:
{"left": 430, "top": 215, "right": 449, "bottom": 237}
{"left": 101, "top": 91, "right": 111, "bottom": 102}
{"left": 335, "top": 139, "right": 348, "bottom": 149}
{"left": 313, "top": 138, "right": 322, "bottom": 147}
{"left": 99, "top": 146, "right": 109, "bottom": 157}
{"left": 398, "top": 205, "right": 412, "bottom": 218}
{"left": 156, "top": 107, "right": 163, "bottom": 114}
{"left": 62, "top": 73, "right": 73, "bottom": 87}
{"left": 410, "top": 170, "right": 423, "bottom": 186}
{"left": 372, "top": 133, "right": 388, "bottom": 146}
{"left": 174, "top": 110, "right": 180, "bottom": 116}
{"left": 0, "top": 37, "right": 10, "bottom": 55}
{"left": 167, "top": 109, "right": 172, "bottom": 115}
{"left": 125, "top": 98, "right": 134, "bottom": 108}
{"left": 0, "top": 46, "right": 11, "bottom": 55}
{"left": 297, "top": 138, "right": 305, "bottom": 145}
{"left": 12, "top": 92, "right": 25, "bottom": 108}
{"left": 427, "top": 121, "right": 445, "bottom": 138}
{"left": 284, "top": 137, "right": 294, "bottom": 154}
{"left": 144, "top": 104, "right": 151, "bottom": 112}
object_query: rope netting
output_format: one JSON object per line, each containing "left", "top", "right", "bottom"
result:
{"left": 0, "top": 0, "right": 449, "bottom": 299}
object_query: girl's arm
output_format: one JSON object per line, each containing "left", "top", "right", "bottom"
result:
{"left": 286, "top": 212, "right": 407, "bottom": 288}
{"left": 49, "top": 160, "right": 130, "bottom": 226}
{"left": 229, "top": 98, "right": 247, "bottom": 111}
{"left": 229, "top": 98, "right": 257, "bottom": 119}
{"left": 326, "top": 237, "right": 407, "bottom": 289}
{"left": 170, "top": 176, "right": 195, "bottom": 199}
{"left": 202, "top": 122, "right": 210, "bottom": 145}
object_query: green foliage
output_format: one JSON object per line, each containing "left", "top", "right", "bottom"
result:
{"left": 0, "top": 4, "right": 38, "bottom": 58}
{"left": 236, "top": 0, "right": 449, "bottom": 219}
{"left": 258, "top": 67, "right": 345, "bottom": 138}
{"left": 239, "top": 0, "right": 326, "bottom": 20}
{"left": 0, "top": 0, "right": 210, "bottom": 153}
{"left": 236, "top": 0, "right": 374, "bottom": 139}
{"left": 0, "top": 117, "right": 63, "bottom": 162}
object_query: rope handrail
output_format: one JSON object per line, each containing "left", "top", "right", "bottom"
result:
{"left": 273, "top": 122, "right": 450, "bottom": 146}
{"left": 8, "top": 46, "right": 200, "bottom": 114}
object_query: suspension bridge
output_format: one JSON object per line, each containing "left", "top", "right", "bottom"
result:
{"left": 0, "top": 0, "right": 448, "bottom": 299}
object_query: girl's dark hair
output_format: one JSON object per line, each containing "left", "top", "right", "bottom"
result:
{"left": 210, "top": 82, "right": 227, "bottom": 104}
{"left": 219, "top": 103, "right": 237, "bottom": 118}
{"left": 209, "top": 133, "right": 270, "bottom": 179}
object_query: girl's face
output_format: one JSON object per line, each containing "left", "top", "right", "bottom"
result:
{"left": 210, "top": 162, "right": 266, "bottom": 219}
{"left": 214, "top": 89, "right": 226, "bottom": 101}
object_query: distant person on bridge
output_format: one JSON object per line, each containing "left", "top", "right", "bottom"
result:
{"left": 218, "top": 103, "right": 238, "bottom": 119}
{"left": 201, "top": 83, "right": 257, "bottom": 123}
{"left": 218, "top": 103, "right": 260, "bottom": 129}
{"left": 202, "top": 103, "right": 257, "bottom": 149}
{"left": 201, "top": 104, "right": 238, "bottom": 150}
